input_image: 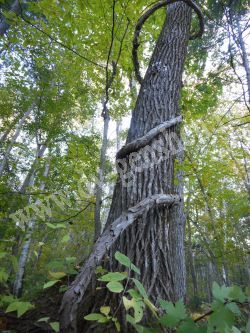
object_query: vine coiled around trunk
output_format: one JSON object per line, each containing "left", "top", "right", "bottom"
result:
{"left": 132, "top": 0, "right": 205, "bottom": 84}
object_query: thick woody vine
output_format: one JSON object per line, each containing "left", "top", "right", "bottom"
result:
{"left": 132, "top": 0, "right": 205, "bottom": 84}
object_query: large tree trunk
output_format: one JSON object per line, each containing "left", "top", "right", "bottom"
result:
{"left": 60, "top": 2, "right": 195, "bottom": 332}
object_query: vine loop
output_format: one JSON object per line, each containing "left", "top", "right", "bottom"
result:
{"left": 132, "top": 0, "right": 205, "bottom": 84}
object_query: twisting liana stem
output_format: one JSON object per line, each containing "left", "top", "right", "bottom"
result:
{"left": 94, "top": 3, "right": 130, "bottom": 240}
{"left": 132, "top": 0, "right": 205, "bottom": 84}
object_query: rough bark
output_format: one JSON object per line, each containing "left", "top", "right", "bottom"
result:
{"left": 60, "top": 2, "right": 198, "bottom": 332}
{"left": 13, "top": 161, "right": 50, "bottom": 297}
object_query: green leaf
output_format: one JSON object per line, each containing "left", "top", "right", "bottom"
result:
{"left": 126, "top": 315, "right": 151, "bottom": 333}
{"left": 226, "top": 302, "right": 240, "bottom": 315}
{"left": 115, "top": 251, "right": 131, "bottom": 268}
{"left": 37, "top": 317, "right": 50, "bottom": 322}
{"left": 100, "top": 306, "right": 110, "bottom": 316}
{"left": 50, "top": 322, "right": 59, "bottom": 332}
{"left": 131, "top": 263, "right": 140, "bottom": 275}
{"left": 62, "top": 234, "right": 70, "bottom": 243}
{"left": 229, "top": 285, "right": 245, "bottom": 302}
{"left": 43, "top": 280, "right": 60, "bottom": 289}
{"left": 114, "top": 252, "right": 140, "bottom": 274}
{"left": 106, "top": 281, "right": 124, "bottom": 293}
{"left": 128, "top": 289, "right": 142, "bottom": 300}
{"left": 49, "top": 271, "right": 66, "bottom": 279}
{"left": 143, "top": 298, "right": 158, "bottom": 317}
{"left": 176, "top": 319, "right": 206, "bottom": 333}
{"left": 84, "top": 313, "right": 106, "bottom": 322}
{"left": 113, "top": 317, "right": 121, "bottom": 332}
{"left": 46, "top": 223, "right": 57, "bottom": 229}
{"left": 159, "top": 299, "right": 187, "bottom": 328}
{"left": 98, "top": 272, "right": 127, "bottom": 282}
{"left": 132, "top": 279, "right": 148, "bottom": 299}
{"left": 246, "top": 319, "right": 250, "bottom": 333}
{"left": 0, "top": 269, "right": 8, "bottom": 282}
{"left": 212, "top": 282, "right": 231, "bottom": 302}
{"left": 123, "top": 296, "right": 144, "bottom": 323}
{"left": 6, "top": 301, "right": 34, "bottom": 317}
{"left": 208, "top": 301, "right": 235, "bottom": 333}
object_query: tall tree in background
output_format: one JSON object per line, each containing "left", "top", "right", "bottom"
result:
{"left": 60, "top": 1, "right": 204, "bottom": 332}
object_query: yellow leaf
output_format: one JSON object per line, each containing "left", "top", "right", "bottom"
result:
{"left": 100, "top": 306, "right": 110, "bottom": 316}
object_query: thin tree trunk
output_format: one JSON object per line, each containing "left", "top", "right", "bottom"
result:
{"left": 93, "top": 0, "right": 128, "bottom": 240}
{"left": 7, "top": 144, "right": 47, "bottom": 281}
{"left": 13, "top": 161, "right": 50, "bottom": 297}
{"left": 19, "top": 144, "right": 47, "bottom": 193}
{"left": 187, "top": 217, "right": 198, "bottom": 297}
{"left": 236, "top": 17, "right": 250, "bottom": 103}
{"left": 60, "top": 3, "right": 195, "bottom": 332}
{"left": 116, "top": 119, "right": 122, "bottom": 151}
{"left": 191, "top": 217, "right": 223, "bottom": 285}
{"left": 186, "top": 193, "right": 198, "bottom": 297}
{"left": 0, "top": 108, "right": 32, "bottom": 176}
{"left": 94, "top": 112, "right": 110, "bottom": 240}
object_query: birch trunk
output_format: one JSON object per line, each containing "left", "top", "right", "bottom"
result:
{"left": 94, "top": 112, "right": 110, "bottom": 240}
{"left": 13, "top": 161, "right": 50, "bottom": 297}
{"left": 0, "top": 108, "right": 32, "bottom": 176}
{"left": 116, "top": 119, "right": 122, "bottom": 151}
{"left": 19, "top": 144, "right": 47, "bottom": 193}
{"left": 236, "top": 17, "right": 250, "bottom": 103}
{"left": 60, "top": 3, "right": 195, "bottom": 332}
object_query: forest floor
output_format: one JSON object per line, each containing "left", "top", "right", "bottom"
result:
{"left": 0, "top": 283, "right": 63, "bottom": 333}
